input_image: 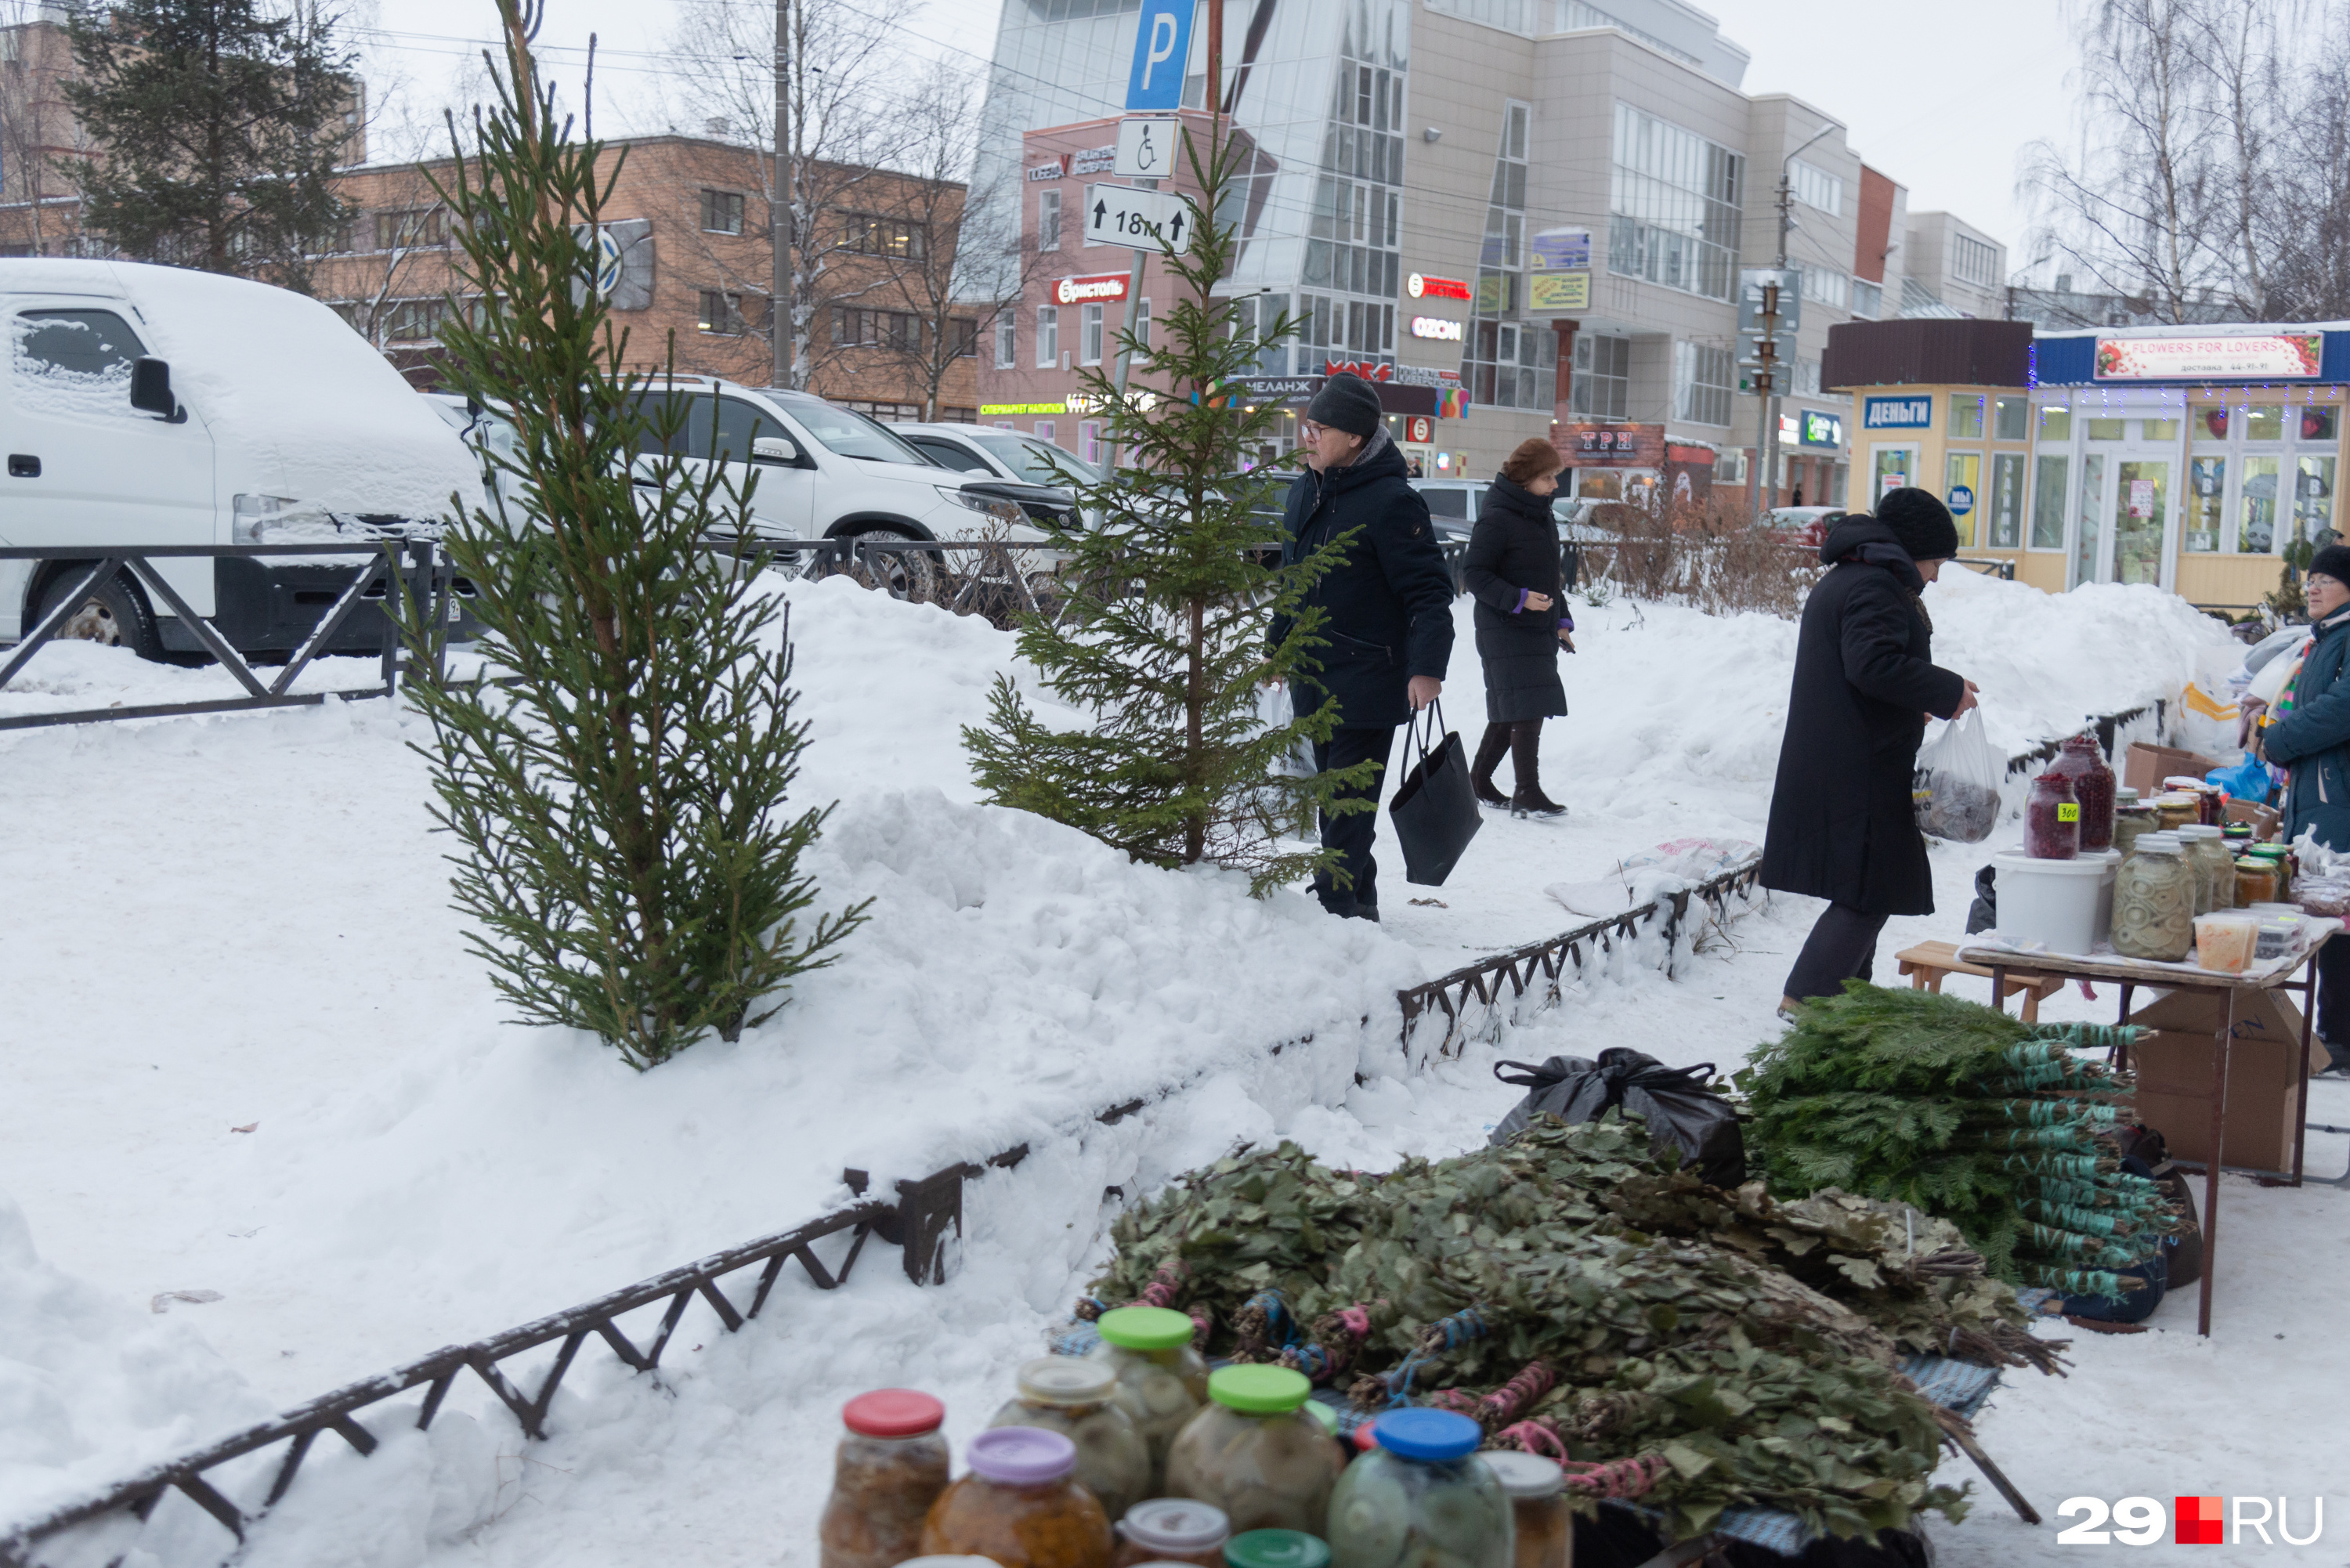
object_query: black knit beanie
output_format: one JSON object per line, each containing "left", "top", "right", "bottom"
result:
{"left": 1876, "top": 486, "right": 1961, "bottom": 562}
{"left": 2308, "top": 544, "right": 2350, "bottom": 587}
{"left": 1306, "top": 372, "right": 1383, "bottom": 438}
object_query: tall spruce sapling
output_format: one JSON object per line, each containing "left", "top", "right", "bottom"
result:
{"left": 962, "top": 122, "right": 1376, "bottom": 896}
{"left": 399, "top": 0, "right": 866, "bottom": 1071}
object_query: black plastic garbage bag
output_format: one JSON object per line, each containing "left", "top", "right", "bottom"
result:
{"left": 1490, "top": 1047, "right": 1746, "bottom": 1187}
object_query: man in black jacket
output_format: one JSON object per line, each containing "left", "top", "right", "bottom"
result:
{"left": 1267, "top": 373, "right": 1455, "bottom": 920}
{"left": 1760, "top": 490, "right": 1977, "bottom": 1006}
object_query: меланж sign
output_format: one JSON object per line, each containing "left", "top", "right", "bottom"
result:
{"left": 1863, "top": 395, "right": 1932, "bottom": 430}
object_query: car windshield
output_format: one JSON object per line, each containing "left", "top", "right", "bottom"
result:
{"left": 970, "top": 431, "right": 1097, "bottom": 485}
{"left": 780, "top": 398, "right": 927, "bottom": 464}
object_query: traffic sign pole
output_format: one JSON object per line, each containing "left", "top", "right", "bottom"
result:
{"left": 1106, "top": 179, "right": 1153, "bottom": 477}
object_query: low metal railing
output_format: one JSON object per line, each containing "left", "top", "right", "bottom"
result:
{"left": 0, "top": 541, "right": 457, "bottom": 732}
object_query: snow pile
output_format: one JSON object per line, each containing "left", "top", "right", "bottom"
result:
{"left": 0, "top": 1191, "right": 266, "bottom": 1529}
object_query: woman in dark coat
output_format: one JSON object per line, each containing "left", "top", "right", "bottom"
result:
{"left": 1759, "top": 488, "right": 1977, "bottom": 1008}
{"left": 2254, "top": 542, "right": 2350, "bottom": 1073}
{"left": 1464, "top": 438, "right": 1576, "bottom": 816}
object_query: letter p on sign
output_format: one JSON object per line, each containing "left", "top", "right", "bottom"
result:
{"left": 1126, "top": 0, "right": 1193, "bottom": 111}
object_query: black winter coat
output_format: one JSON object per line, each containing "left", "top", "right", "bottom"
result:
{"left": 1462, "top": 475, "right": 1570, "bottom": 723}
{"left": 2265, "top": 605, "right": 2350, "bottom": 850}
{"left": 1269, "top": 434, "right": 1456, "bottom": 729}
{"left": 1759, "top": 514, "right": 1968, "bottom": 917}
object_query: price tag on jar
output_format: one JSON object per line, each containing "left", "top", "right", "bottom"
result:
{"left": 2059, "top": 804, "right": 2081, "bottom": 822}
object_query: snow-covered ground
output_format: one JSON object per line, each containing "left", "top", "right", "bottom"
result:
{"left": 5, "top": 568, "right": 2341, "bottom": 1568}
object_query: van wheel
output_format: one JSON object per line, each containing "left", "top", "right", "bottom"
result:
{"left": 38, "top": 567, "right": 164, "bottom": 660}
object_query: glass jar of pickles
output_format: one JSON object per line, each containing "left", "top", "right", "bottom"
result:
{"left": 1091, "top": 1307, "right": 1210, "bottom": 1490}
{"left": 1480, "top": 1452, "right": 1568, "bottom": 1568}
{"left": 2248, "top": 844, "right": 2290, "bottom": 901}
{"left": 2112, "top": 833, "right": 2195, "bottom": 961}
{"left": 2178, "top": 824, "right": 2235, "bottom": 913}
{"left": 2111, "top": 787, "right": 2158, "bottom": 855}
{"left": 1165, "top": 1367, "right": 1345, "bottom": 1534}
{"left": 1327, "top": 1410, "right": 1513, "bottom": 1568}
{"left": 820, "top": 1389, "right": 953, "bottom": 1568}
{"left": 2153, "top": 792, "right": 2201, "bottom": 832}
{"left": 990, "top": 1358, "right": 1153, "bottom": 1525}
{"left": 920, "top": 1427, "right": 1114, "bottom": 1568}
{"left": 1111, "top": 1498, "right": 1229, "bottom": 1568}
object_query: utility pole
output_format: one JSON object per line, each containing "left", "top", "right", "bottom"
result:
{"left": 1744, "top": 279, "right": 1780, "bottom": 518}
{"left": 1762, "top": 124, "right": 1833, "bottom": 514}
{"left": 769, "top": 0, "right": 791, "bottom": 388}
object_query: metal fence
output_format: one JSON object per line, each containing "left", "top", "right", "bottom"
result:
{"left": 0, "top": 541, "right": 460, "bottom": 733}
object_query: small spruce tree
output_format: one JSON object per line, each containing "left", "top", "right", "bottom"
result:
{"left": 400, "top": 0, "right": 866, "bottom": 1070}
{"left": 962, "top": 124, "right": 1374, "bottom": 896}
{"left": 62, "top": 0, "right": 353, "bottom": 291}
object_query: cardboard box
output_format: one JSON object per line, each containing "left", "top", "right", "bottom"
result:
{"left": 2123, "top": 988, "right": 2316, "bottom": 1172}
{"left": 2124, "top": 742, "right": 2221, "bottom": 797}
{"left": 2225, "top": 797, "right": 2283, "bottom": 840}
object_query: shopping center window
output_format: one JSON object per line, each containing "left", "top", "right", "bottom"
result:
{"left": 1672, "top": 341, "right": 1730, "bottom": 428}
{"left": 1994, "top": 396, "right": 2030, "bottom": 441}
{"left": 1851, "top": 279, "right": 1882, "bottom": 319}
{"left": 1571, "top": 333, "right": 1629, "bottom": 420}
{"left": 1468, "top": 317, "right": 1553, "bottom": 409}
{"left": 1038, "top": 189, "right": 1061, "bottom": 251}
{"left": 995, "top": 315, "right": 1016, "bottom": 369}
{"left": 1791, "top": 157, "right": 1842, "bottom": 215}
{"left": 1949, "top": 394, "right": 1984, "bottom": 439}
{"left": 1608, "top": 102, "right": 1743, "bottom": 301}
{"left": 1952, "top": 233, "right": 1998, "bottom": 287}
{"left": 2030, "top": 455, "right": 2069, "bottom": 548}
{"left": 1798, "top": 264, "right": 1847, "bottom": 310}
{"left": 1081, "top": 302, "right": 1104, "bottom": 366}
{"left": 1989, "top": 453, "right": 2025, "bottom": 547}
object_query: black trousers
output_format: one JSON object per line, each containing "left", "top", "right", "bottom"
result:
{"left": 1784, "top": 903, "right": 1889, "bottom": 1002}
{"left": 2319, "top": 936, "right": 2350, "bottom": 1069}
{"left": 1311, "top": 726, "right": 1396, "bottom": 916}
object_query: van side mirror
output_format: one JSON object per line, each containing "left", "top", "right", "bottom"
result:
{"left": 130, "top": 357, "right": 177, "bottom": 418}
{"left": 750, "top": 435, "right": 800, "bottom": 466}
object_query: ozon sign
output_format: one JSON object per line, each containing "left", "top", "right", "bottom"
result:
{"left": 1406, "top": 273, "right": 1472, "bottom": 302}
{"left": 1408, "top": 316, "right": 1465, "bottom": 341}
{"left": 1054, "top": 273, "right": 1130, "bottom": 305}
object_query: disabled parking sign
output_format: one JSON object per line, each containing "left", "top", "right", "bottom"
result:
{"left": 1126, "top": 0, "right": 1193, "bottom": 111}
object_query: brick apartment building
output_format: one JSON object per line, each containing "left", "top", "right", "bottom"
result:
{"left": 2, "top": 9, "right": 978, "bottom": 418}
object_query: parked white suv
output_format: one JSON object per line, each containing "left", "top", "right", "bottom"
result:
{"left": 0, "top": 259, "right": 483, "bottom": 658}
{"left": 624, "top": 379, "right": 1052, "bottom": 547}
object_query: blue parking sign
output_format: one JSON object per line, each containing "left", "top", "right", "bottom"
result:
{"left": 1126, "top": 0, "right": 1193, "bottom": 111}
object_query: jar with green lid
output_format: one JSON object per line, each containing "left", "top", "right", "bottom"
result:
{"left": 2235, "top": 854, "right": 2280, "bottom": 907}
{"left": 2112, "top": 833, "right": 2195, "bottom": 961}
{"left": 1224, "top": 1530, "right": 1330, "bottom": 1568}
{"left": 2179, "top": 825, "right": 2235, "bottom": 913}
{"left": 2224, "top": 822, "right": 2254, "bottom": 847}
{"left": 989, "top": 1358, "right": 1153, "bottom": 1525}
{"left": 1325, "top": 1409, "right": 1513, "bottom": 1568}
{"left": 1166, "top": 1367, "right": 1345, "bottom": 1534}
{"left": 2249, "top": 844, "right": 2291, "bottom": 899}
{"left": 1479, "top": 1452, "right": 1567, "bottom": 1568}
{"left": 2111, "top": 788, "right": 2158, "bottom": 855}
{"left": 1091, "top": 1307, "right": 1210, "bottom": 1490}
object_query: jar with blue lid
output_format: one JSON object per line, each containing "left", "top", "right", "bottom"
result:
{"left": 1325, "top": 1409, "right": 1512, "bottom": 1568}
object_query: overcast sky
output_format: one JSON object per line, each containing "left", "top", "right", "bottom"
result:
{"left": 356, "top": 0, "right": 2074, "bottom": 270}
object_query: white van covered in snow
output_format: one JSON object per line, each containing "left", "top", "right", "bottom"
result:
{"left": 0, "top": 259, "right": 484, "bottom": 658}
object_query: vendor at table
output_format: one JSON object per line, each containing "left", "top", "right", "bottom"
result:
{"left": 2254, "top": 543, "right": 2350, "bottom": 1077}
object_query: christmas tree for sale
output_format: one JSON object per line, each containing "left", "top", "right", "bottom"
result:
{"left": 400, "top": 0, "right": 866, "bottom": 1070}
{"left": 961, "top": 124, "right": 1371, "bottom": 896}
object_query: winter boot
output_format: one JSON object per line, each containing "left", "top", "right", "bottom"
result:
{"left": 1509, "top": 721, "right": 1567, "bottom": 818}
{"left": 1470, "top": 723, "right": 1513, "bottom": 808}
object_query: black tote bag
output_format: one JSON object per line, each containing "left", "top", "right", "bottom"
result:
{"left": 1386, "top": 698, "right": 1481, "bottom": 885}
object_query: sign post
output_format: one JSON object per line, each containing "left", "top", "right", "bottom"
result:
{"left": 1104, "top": 2, "right": 1197, "bottom": 475}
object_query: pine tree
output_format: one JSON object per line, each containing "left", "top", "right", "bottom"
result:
{"left": 61, "top": 0, "right": 353, "bottom": 291}
{"left": 397, "top": 0, "right": 866, "bottom": 1071}
{"left": 961, "top": 124, "right": 1374, "bottom": 896}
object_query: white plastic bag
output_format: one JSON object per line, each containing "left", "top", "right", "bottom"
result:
{"left": 1257, "top": 682, "right": 1318, "bottom": 780}
{"left": 1914, "top": 709, "right": 2003, "bottom": 843}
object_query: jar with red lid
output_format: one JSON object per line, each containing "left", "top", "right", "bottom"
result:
{"left": 2048, "top": 734, "right": 2117, "bottom": 851}
{"left": 819, "top": 1389, "right": 953, "bottom": 1568}
{"left": 920, "top": 1426, "right": 1114, "bottom": 1568}
{"left": 2025, "top": 771, "right": 2081, "bottom": 859}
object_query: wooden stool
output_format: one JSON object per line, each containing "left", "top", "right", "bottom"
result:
{"left": 1896, "top": 940, "right": 2065, "bottom": 1022}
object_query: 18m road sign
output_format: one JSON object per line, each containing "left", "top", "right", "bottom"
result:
{"left": 1083, "top": 183, "right": 1196, "bottom": 255}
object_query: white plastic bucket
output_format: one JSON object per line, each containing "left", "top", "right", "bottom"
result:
{"left": 1994, "top": 849, "right": 2118, "bottom": 956}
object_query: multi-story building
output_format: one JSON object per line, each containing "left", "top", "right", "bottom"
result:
{"left": 967, "top": 0, "right": 2010, "bottom": 507}
{"left": 313, "top": 139, "right": 983, "bottom": 420}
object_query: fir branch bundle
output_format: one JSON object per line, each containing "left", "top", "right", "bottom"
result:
{"left": 396, "top": 1, "right": 866, "bottom": 1069}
